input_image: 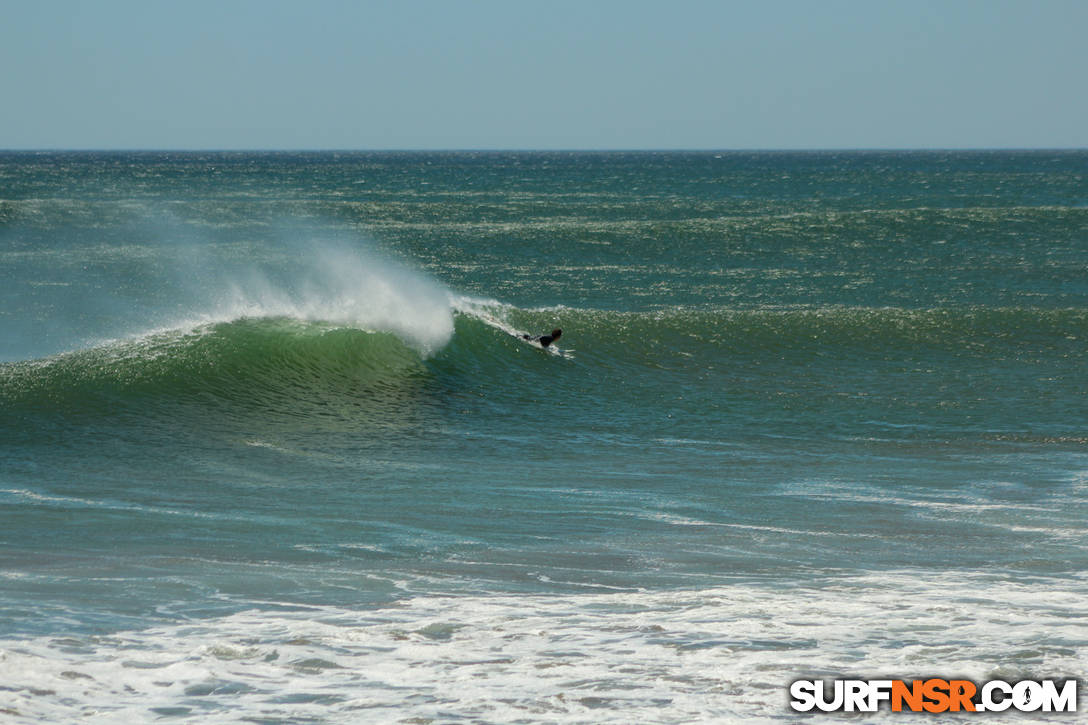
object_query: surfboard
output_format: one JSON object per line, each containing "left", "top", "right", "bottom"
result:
{"left": 471, "top": 311, "right": 567, "bottom": 356}
{"left": 519, "top": 333, "right": 562, "bottom": 353}
{"left": 452, "top": 299, "right": 571, "bottom": 357}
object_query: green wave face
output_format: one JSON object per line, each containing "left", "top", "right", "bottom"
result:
{"left": 4, "top": 304, "right": 1082, "bottom": 449}
{"left": 1, "top": 152, "right": 1086, "bottom": 704}
{"left": 0, "top": 319, "right": 429, "bottom": 433}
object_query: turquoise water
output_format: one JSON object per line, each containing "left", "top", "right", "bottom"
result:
{"left": 1, "top": 151, "right": 1086, "bottom": 721}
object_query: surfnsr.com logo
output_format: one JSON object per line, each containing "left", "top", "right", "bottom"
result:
{"left": 789, "top": 678, "right": 1078, "bottom": 713}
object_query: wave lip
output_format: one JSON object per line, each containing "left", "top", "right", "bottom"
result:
{"left": 199, "top": 243, "right": 456, "bottom": 357}
{"left": 0, "top": 317, "right": 432, "bottom": 423}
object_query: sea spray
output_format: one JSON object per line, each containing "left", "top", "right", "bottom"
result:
{"left": 200, "top": 240, "right": 456, "bottom": 356}
{"left": 63, "top": 235, "right": 459, "bottom": 359}
{"left": 3, "top": 151, "right": 1086, "bottom": 724}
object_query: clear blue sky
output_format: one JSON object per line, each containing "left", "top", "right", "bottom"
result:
{"left": 3, "top": 0, "right": 1085, "bottom": 149}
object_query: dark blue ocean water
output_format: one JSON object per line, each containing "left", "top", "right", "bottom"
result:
{"left": 1, "top": 151, "right": 1086, "bottom": 722}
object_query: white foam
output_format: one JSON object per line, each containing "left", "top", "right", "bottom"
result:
{"left": 2, "top": 571, "right": 1084, "bottom": 723}
{"left": 450, "top": 294, "right": 525, "bottom": 333}
{"left": 452, "top": 294, "right": 572, "bottom": 357}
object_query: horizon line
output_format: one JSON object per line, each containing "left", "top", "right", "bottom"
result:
{"left": 3, "top": 146, "right": 1086, "bottom": 154}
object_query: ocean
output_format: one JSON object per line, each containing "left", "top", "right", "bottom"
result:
{"left": 1, "top": 150, "right": 1085, "bottom": 722}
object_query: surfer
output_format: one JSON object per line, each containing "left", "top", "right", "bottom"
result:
{"left": 522, "top": 328, "right": 562, "bottom": 347}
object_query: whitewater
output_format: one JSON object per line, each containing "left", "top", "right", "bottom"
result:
{"left": 1, "top": 151, "right": 1085, "bottom": 722}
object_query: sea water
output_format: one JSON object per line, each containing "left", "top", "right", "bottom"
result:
{"left": 1, "top": 151, "right": 1085, "bottom": 722}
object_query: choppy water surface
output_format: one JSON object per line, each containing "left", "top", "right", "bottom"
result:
{"left": 1, "top": 151, "right": 1086, "bottom": 722}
